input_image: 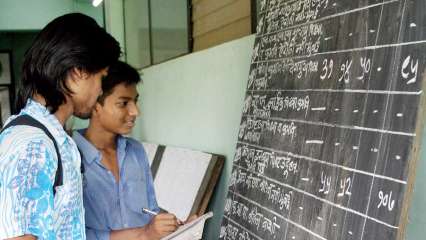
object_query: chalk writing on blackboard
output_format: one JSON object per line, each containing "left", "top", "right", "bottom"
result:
{"left": 220, "top": 0, "right": 426, "bottom": 239}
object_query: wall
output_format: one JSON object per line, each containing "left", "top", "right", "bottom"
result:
{"left": 130, "top": 35, "right": 255, "bottom": 240}
{"left": 406, "top": 125, "right": 426, "bottom": 238}
{"left": 0, "top": 0, "right": 104, "bottom": 30}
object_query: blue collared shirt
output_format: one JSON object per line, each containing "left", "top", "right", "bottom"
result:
{"left": 0, "top": 99, "right": 86, "bottom": 240}
{"left": 73, "top": 130, "right": 159, "bottom": 240}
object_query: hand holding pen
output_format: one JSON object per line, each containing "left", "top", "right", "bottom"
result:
{"left": 142, "top": 208, "right": 181, "bottom": 239}
{"left": 143, "top": 208, "right": 184, "bottom": 225}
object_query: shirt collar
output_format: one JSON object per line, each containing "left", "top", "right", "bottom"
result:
{"left": 73, "top": 129, "right": 101, "bottom": 165}
{"left": 117, "top": 134, "right": 128, "bottom": 154}
{"left": 20, "top": 99, "right": 68, "bottom": 146}
{"left": 72, "top": 129, "right": 128, "bottom": 165}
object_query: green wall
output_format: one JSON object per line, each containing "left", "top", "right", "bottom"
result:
{"left": 0, "top": 0, "right": 104, "bottom": 30}
{"left": 406, "top": 126, "right": 426, "bottom": 238}
{"left": 130, "top": 35, "right": 255, "bottom": 240}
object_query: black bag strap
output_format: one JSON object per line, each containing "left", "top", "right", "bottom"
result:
{"left": 1, "top": 115, "right": 63, "bottom": 195}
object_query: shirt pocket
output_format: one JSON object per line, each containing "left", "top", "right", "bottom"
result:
{"left": 123, "top": 179, "right": 149, "bottom": 213}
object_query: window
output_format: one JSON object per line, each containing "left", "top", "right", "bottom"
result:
{"left": 124, "top": 0, "right": 191, "bottom": 68}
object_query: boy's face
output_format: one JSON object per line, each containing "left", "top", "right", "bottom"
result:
{"left": 93, "top": 83, "right": 140, "bottom": 135}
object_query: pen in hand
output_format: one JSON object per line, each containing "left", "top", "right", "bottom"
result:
{"left": 142, "top": 208, "right": 183, "bottom": 225}
{"left": 142, "top": 208, "right": 158, "bottom": 216}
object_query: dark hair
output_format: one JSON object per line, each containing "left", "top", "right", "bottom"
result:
{"left": 16, "top": 13, "right": 121, "bottom": 113}
{"left": 97, "top": 61, "right": 141, "bottom": 105}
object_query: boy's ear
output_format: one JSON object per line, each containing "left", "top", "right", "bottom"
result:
{"left": 92, "top": 102, "right": 102, "bottom": 116}
{"left": 65, "top": 68, "right": 88, "bottom": 95}
{"left": 69, "top": 67, "right": 89, "bottom": 82}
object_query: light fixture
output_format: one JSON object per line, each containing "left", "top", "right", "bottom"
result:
{"left": 92, "top": 0, "right": 104, "bottom": 7}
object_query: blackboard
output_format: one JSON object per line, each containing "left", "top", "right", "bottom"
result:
{"left": 219, "top": 0, "right": 426, "bottom": 239}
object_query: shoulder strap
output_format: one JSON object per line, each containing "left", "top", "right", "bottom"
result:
{"left": 1, "top": 115, "right": 63, "bottom": 195}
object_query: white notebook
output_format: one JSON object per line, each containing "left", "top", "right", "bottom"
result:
{"left": 154, "top": 147, "right": 212, "bottom": 220}
{"left": 161, "top": 212, "right": 214, "bottom": 240}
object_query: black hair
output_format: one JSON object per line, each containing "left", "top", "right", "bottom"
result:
{"left": 97, "top": 61, "right": 141, "bottom": 105}
{"left": 16, "top": 13, "right": 121, "bottom": 113}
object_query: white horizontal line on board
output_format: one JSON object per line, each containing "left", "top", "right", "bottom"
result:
{"left": 247, "top": 88, "right": 423, "bottom": 96}
{"left": 228, "top": 189, "right": 327, "bottom": 240}
{"left": 237, "top": 141, "right": 407, "bottom": 185}
{"left": 253, "top": 39, "right": 426, "bottom": 65}
{"left": 242, "top": 114, "right": 416, "bottom": 137}
{"left": 256, "top": 0, "right": 398, "bottom": 38}
{"left": 230, "top": 164, "right": 400, "bottom": 230}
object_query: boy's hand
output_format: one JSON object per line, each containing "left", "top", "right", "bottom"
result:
{"left": 145, "top": 213, "right": 179, "bottom": 239}
{"left": 184, "top": 214, "right": 198, "bottom": 224}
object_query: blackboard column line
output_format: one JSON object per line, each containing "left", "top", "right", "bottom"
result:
{"left": 361, "top": 0, "right": 409, "bottom": 238}
{"left": 347, "top": 1, "right": 387, "bottom": 237}
{"left": 361, "top": 0, "right": 407, "bottom": 240}
{"left": 242, "top": 114, "right": 416, "bottom": 137}
{"left": 257, "top": 0, "right": 399, "bottom": 39}
{"left": 227, "top": 189, "right": 328, "bottom": 240}
{"left": 236, "top": 141, "right": 407, "bottom": 185}
{"left": 252, "top": 39, "right": 426, "bottom": 64}
{"left": 230, "top": 164, "right": 400, "bottom": 230}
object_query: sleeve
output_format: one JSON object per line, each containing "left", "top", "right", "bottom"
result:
{"left": 0, "top": 138, "right": 57, "bottom": 240}
{"left": 86, "top": 227, "right": 111, "bottom": 240}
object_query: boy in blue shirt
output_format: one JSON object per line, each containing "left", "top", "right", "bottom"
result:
{"left": 73, "top": 61, "right": 183, "bottom": 240}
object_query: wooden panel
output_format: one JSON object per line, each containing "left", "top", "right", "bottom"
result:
{"left": 192, "top": 0, "right": 237, "bottom": 21}
{"left": 196, "top": 156, "right": 225, "bottom": 216}
{"left": 193, "top": 16, "right": 251, "bottom": 51}
{"left": 192, "top": 0, "right": 250, "bottom": 37}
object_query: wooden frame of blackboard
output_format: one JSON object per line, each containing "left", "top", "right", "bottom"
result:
{"left": 397, "top": 69, "right": 426, "bottom": 239}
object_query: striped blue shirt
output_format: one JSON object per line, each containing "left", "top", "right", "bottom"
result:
{"left": 0, "top": 99, "right": 86, "bottom": 240}
{"left": 73, "top": 130, "right": 159, "bottom": 240}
